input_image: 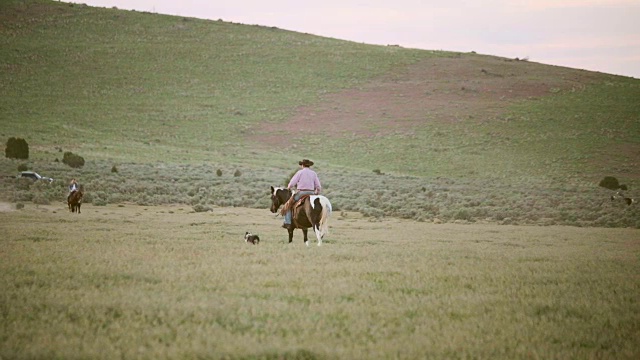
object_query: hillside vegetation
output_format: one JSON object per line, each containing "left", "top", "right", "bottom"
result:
{"left": 1, "top": 0, "right": 639, "bottom": 227}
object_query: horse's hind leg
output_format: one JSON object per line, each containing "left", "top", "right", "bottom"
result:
{"left": 313, "top": 224, "right": 323, "bottom": 246}
{"left": 302, "top": 228, "right": 309, "bottom": 247}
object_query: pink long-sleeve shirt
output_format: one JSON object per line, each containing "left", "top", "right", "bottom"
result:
{"left": 288, "top": 167, "right": 321, "bottom": 192}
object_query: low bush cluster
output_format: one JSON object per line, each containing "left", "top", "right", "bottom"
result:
{"left": 598, "top": 176, "right": 627, "bottom": 191}
{"left": 5, "top": 137, "right": 29, "bottom": 159}
{"left": 62, "top": 152, "right": 85, "bottom": 168}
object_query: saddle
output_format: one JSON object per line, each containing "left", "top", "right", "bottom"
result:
{"left": 280, "top": 194, "right": 311, "bottom": 217}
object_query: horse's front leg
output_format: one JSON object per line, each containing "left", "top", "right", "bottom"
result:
{"left": 302, "top": 228, "right": 309, "bottom": 247}
{"left": 288, "top": 228, "right": 294, "bottom": 243}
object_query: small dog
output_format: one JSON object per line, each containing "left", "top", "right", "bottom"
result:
{"left": 611, "top": 191, "right": 636, "bottom": 206}
{"left": 244, "top": 231, "right": 260, "bottom": 245}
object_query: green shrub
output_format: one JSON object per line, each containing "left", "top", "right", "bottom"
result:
{"left": 16, "top": 178, "right": 32, "bottom": 191}
{"left": 5, "top": 137, "right": 29, "bottom": 159}
{"left": 598, "top": 176, "right": 620, "bottom": 190}
{"left": 17, "top": 163, "right": 28, "bottom": 171}
{"left": 441, "top": 208, "right": 469, "bottom": 222}
{"left": 111, "top": 165, "right": 118, "bottom": 173}
{"left": 360, "top": 206, "right": 384, "bottom": 218}
{"left": 16, "top": 203, "right": 24, "bottom": 210}
{"left": 234, "top": 169, "right": 242, "bottom": 177}
{"left": 13, "top": 191, "right": 32, "bottom": 202}
{"left": 32, "top": 194, "right": 50, "bottom": 205}
{"left": 216, "top": 169, "right": 223, "bottom": 177}
{"left": 62, "top": 151, "right": 85, "bottom": 168}
{"left": 192, "top": 204, "right": 212, "bottom": 212}
{"left": 92, "top": 198, "right": 107, "bottom": 206}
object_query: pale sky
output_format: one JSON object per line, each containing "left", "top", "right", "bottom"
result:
{"left": 64, "top": 0, "right": 640, "bottom": 79}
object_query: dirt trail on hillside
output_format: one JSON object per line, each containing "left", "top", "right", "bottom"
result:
{"left": 252, "top": 54, "right": 601, "bottom": 147}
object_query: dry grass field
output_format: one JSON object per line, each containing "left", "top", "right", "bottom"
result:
{"left": 1, "top": 202, "right": 638, "bottom": 359}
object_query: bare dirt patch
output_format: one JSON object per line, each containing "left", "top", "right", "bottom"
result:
{"left": 252, "top": 54, "right": 601, "bottom": 147}
{"left": 0, "top": 202, "right": 15, "bottom": 212}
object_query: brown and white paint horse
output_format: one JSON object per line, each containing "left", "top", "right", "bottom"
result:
{"left": 270, "top": 186, "right": 332, "bottom": 246}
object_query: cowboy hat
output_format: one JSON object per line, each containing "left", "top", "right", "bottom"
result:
{"left": 298, "top": 159, "right": 314, "bottom": 167}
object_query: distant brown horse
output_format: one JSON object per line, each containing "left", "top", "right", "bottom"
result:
{"left": 68, "top": 190, "right": 83, "bottom": 213}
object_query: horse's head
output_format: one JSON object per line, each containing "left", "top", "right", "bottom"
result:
{"left": 270, "top": 186, "right": 291, "bottom": 213}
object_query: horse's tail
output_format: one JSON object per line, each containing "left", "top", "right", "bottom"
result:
{"left": 318, "top": 197, "right": 332, "bottom": 238}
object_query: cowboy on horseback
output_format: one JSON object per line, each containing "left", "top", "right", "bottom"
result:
{"left": 282, "top": 159, "right": 321, "bottom": 230}
{"left": 67, "top": 178, "right": 78, "bottom": 202}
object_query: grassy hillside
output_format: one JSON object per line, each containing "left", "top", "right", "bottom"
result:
{"left": 0, "top": 0, "right": 430, "bottom": 165}
{"left": 1, "top": 0, "right": 639, "bottom": 226}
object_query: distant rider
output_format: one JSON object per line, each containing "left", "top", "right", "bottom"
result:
{"left": 67, "top": 178, "right": 78, "bottom": 202}
{"left": 282, "top": 159, "right": 321, "bottom": 230}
